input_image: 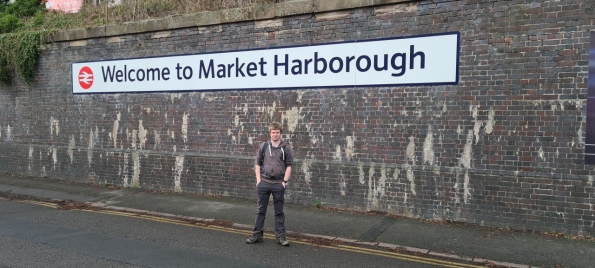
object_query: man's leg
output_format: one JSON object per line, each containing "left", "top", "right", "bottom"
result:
{"left": 253, "top": 182, "right": 272, "bottom": 236}
{"left": 247, "top": 182, "right": 271, "bottom": 244}
{"left": 271, "top": 182, "right": 288, "bottom": 246}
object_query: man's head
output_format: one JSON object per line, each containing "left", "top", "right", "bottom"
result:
{"left": 268, "top": 122, "right": 283, "bottom": 133}
{"left": 268, "top": 122, "right": 282, "bottom": 142}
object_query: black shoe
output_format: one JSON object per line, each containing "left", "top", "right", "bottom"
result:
{"left": 246, "top": 234, "right": 263, "bottom": 244}
{"left": 276, "top": 235, "right": 290, "bottom": 246}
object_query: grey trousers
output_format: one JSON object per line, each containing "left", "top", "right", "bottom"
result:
{"left": 253, "top": 181, "right": 285, "bottom": 238}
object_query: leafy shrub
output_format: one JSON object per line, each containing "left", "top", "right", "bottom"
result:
{"left": 0, "top": 0, "right": 9, "bottom": 13}
{"left": 4, "top": 0, "right": 44, "bottom": 18}
{"left": 15, "top": 31, "right": 42, "bottom": 84}
{"left": 32, "top": 10, "right": 43, "bottom": 27}
{"left": 0, "top": 52, "right": 11, "bottom": 85}
{"left": 0, "top": 14, "right": 21, "bottom": 33}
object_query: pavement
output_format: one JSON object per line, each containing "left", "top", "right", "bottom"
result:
{"left": 0, "top": 173, "right": 593, "bottom": 268}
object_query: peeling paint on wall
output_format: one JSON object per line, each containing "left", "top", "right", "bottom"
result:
{"left": 233, "top": 115, "right": 240, "bottom": 127}
{"left": 182, "top": 113, "right": 189, "bottom": 143}
{"left": 301, "top": 159, "right": 312, "bottom": 184}
{"left": 154, "top": 130, "right": 161, "bottom": 149}
{"left": 132, "top": 129, "right": 138, "bottom": 150}
{"left": 406, "top": 165, "right": 416, "bottom": 196}
{"left": 28, "top": 146, "right": 33, "bottom": 171}
{"left": 174, "top": 155, "right": 184, "bottom": 192}
{"left": 122, "top": 153, "right": 129, "bottom": 187}
{"left": 228, "top": 128, "right": 237, "bottom": 143}
{"left": 423, "top": 126, "right": 434, "bottom": 165}
{"left": 365, "top": 163, "right": 389, "bottom": 208}
{"left": 459, "top": 130, "right": 474, "bottom": 169}
{"left": 471, "top": 105, "right": 482, "bottom": 144}
{"left": 50, "top": 117, "right": 60, "bottom": 137}
{"left": 68, "top": 135, "right": 75, "bottom": 164}
{"left": 456, "top": 130, "right": 475, "bottom": 204}
{"left": 112, "top": 112, "right": 120, "bottom": 148}
{"left": 464, "top": 172, "right": 470, "bottom": 203}
{"left": 169, "top": 93, "right": 183, "bottom": 104}
{"left": 87, "top": 129, "right": 94, "bottom": 165}
{"left": 296, "top": 91, "right": 305, "bottom": 103}
{"left": 200, "top": 92, "right": 224, "bottom": 102}
{"left": 367, "top": 162, "right": 376, "bottom": 206}
{"left": 333, "top": 145, "right": 342, "bottom": 160}
{"left": 345, "top": 136, "right": 354, "bottom": 160}
{"left": 358, "top": 163, "right": 365, "bottom": 184}
{"left": 442, "top": 101, "right": 447, "bottom": 115}
{"left": 406, "top": 136, "right": 416, "bottom": 165}
{"left": 282, "top": 107, "right": 302, "bottom": 133}
{"left": 235, "top": 103, "right": 249, "bottom": 115}
{"left": 305, "top": 122, "right": 319, "bottom": 144}
{"left": 393, "top": 168, "right": 400, "bottom": 181}
{"left": 259, "top": 102, "right": 277, "bottom": 119}
{"left": 138, "top": 120, "right": 147, "bottom": 150}
{"left": 52, "top": 147, "right": 57, "bottom": 169}
{"left": 379, "top": 164, "right": 387, "bottom": 198}
{"left": 340, "top": 181, "right": 347, "bottom": 196}
{"left": 132, "top": 152, "right": 140, "bottom": 188}
{"left": 94, "top": 126, "right": 99, "bottom": 147}
{"left": 485, "top": 108, "right": 495, "bottom": 134}
{"left": 5, "top": 125, "right": 11, "bottom": 141}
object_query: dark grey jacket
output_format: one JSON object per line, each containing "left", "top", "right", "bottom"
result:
{"left": 255, "top": 140, "right": 293, "bottom": 180}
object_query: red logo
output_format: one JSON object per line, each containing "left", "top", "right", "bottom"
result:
{"left": 78, "top": 66, "right": 94, "bottom": 90}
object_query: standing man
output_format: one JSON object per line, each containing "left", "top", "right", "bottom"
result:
{"left": 246, "top": 122, "right": 293, "bottom": 246}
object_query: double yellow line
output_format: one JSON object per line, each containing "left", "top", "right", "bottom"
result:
{"left": 6, "top": 198, "right": 59, "bottom": 209}
{"left": 6, "top": 199, "right": 484, "bottom": 268}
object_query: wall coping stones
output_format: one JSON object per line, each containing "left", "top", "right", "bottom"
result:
{"left": 47, "top": 0, "right": 411, "bottom": 42}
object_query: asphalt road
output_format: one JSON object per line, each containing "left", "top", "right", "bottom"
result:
{"left": 0, "top": 199, "right": 461, "bottom": 268}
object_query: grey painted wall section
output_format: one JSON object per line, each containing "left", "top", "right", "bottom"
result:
{"left": 1, "top": 0, "right": 595, "bottom": 235}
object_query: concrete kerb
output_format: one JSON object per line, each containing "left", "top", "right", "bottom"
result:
{"left": 483, "top": 261, "right": 531, "bottom": 268}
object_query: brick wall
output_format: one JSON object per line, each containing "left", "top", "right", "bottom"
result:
{"left": 1, "top": 0, "right": 595, "bottom": 235}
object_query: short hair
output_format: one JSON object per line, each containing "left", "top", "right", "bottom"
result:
{"left": 268, "top": 122, "right": 283, "bottom": 133}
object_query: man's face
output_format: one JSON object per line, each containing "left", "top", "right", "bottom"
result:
{"left": 270, "top": 129, "right": 281, "bottom": 142}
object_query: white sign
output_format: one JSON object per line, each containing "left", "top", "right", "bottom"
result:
{"left": 72, "top": 32, "right": 459, "bottom": 94}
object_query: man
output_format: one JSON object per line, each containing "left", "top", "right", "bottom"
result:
{"left": 246, "top": 122, "right": 293, "bottom": 246}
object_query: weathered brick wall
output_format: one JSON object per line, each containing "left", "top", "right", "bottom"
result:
{"left": 1, "top": 0, "right": 595, "bottom": 235}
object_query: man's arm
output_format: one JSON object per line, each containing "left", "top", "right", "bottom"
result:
{"left": 282, "top": 166, "right": 292, "bottom": 187}
{"left": 283, "top": 145, "right": 293, "bottom": 187}
{"left": 255, "top": 165, "right": 261, "bottom": 186}
{"left": 254, "top": 143, "right": 265, "bottom": 186}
